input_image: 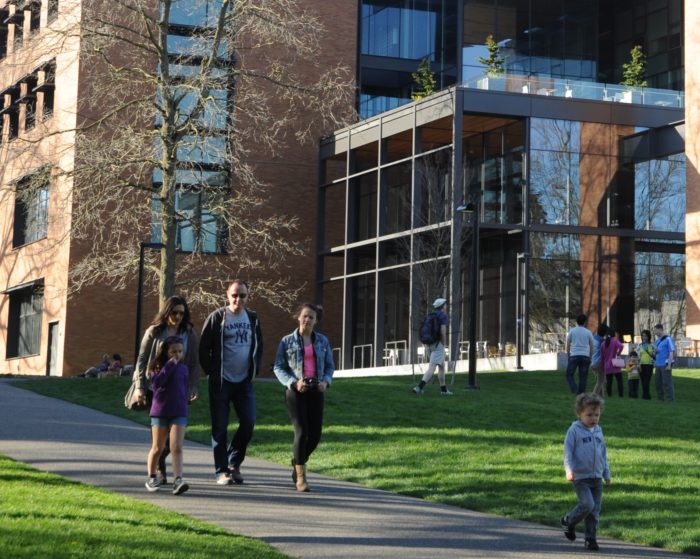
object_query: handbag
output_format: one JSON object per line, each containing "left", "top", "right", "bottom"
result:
{"left": 124, "top": 381, "right": 152, "bottom": 411}
{"left": 611, "top": 357, "right": 625, "bottom": 368}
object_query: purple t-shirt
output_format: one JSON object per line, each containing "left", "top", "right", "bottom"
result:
{"left": 150, "top": 360, "right": 189, "bottom": 418}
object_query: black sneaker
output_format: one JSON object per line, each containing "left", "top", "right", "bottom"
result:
{"left": 230, "top": 467, "right": 244, "bottom": 485}
{"left": 172, "top": 477, "right": 189, "bottom": 496}
{"left": 561, "top": 516, "right": 576, "bottom": 541}
{"left": 584, "top": 539, "right": 599, "bottom": 551}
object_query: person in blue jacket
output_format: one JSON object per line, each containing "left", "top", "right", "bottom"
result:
{"left": 653, "top": 323, "right": 676, "bottom": 402}
{"left": 273, "top": 303, "right": 334, "bottom": 492}
{"left": 560, "top": 393, "right": 611, "bottom": 552}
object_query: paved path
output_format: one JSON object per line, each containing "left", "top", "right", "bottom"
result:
{"left": 0, "top": 381, "right": 692, "bottom": 559}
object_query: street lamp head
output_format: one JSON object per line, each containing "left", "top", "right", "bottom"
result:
{"left": 456, "top": 201, "right": 476, "bottom": 215}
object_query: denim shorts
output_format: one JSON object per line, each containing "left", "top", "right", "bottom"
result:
{"left": 150, "top": 416, "right": 187, "bottom": 428}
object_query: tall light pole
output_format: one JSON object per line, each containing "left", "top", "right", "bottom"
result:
{"left": 457, "top": 196, "right": 480, "bottom": 389}
{"left": 515, "top": 251, "right": 529, "bottom": 370}
{"left": 134, "top": 241, "right": 165, "bottom": 363}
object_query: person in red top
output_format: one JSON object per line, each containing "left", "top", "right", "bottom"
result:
{"left": 601, "top": 329, "right": 624, "bottom": 398}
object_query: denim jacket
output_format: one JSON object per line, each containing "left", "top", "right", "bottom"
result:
{"left": 273, "top": 329, "right": 335, "bottom": 389}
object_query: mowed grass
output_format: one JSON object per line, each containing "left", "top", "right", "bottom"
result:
{"left": 14, "top": 369, "right": 700, "bottom": 555}
{"left": 0, "top": 454, "right": 286, "bottom": 559}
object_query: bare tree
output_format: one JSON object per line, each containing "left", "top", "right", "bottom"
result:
{"left": 26, "top": 0, "right": 353, "bottom": 309}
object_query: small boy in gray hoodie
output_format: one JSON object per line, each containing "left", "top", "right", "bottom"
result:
{"left": 561, "top": 393, "right": 611, "bottom": 551}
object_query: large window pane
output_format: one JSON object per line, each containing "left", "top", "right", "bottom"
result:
{"left": 7, "top": 286, "right": 43, "bottom": 358}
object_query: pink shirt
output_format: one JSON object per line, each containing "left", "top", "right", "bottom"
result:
{"left": 602, "top": 337, "right": 623, "bottom": 374}
{"left": 303, "top": 343, "right": 317, "bottom": 378}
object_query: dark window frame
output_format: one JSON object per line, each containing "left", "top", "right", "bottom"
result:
{"left": 6, "top": 282, "right": 44, "bottom": 358}
{"left": 13, "top": 169, "right": 50, "bottom": 248}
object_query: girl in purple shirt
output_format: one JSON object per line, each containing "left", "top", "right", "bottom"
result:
{"left": 145, "top": 336, "right": 190, "bottom": 495}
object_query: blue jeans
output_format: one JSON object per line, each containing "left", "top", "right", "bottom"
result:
{"left": 566, "top": 355, "right": 590, "bottom": 394}
{"left": 208, "top": 377, "right": 256, "bottom": 475}
{"left": 566, "top": 478, "right": 603, "bottom": 540}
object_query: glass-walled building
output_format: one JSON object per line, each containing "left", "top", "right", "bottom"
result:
{"left": 359, "top": 0, "right": 683, "bottom": 119}
{"left": 322, "top": 0, "right": 687, "bottom": 368}
{"left": 319, "top": 87, "right": 685, "bottom": 368}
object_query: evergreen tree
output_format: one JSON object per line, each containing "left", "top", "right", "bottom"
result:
{"left": 411, "top": 58, "right": 437, "bottom": 101}
{"left": 479, "top": 34, "right": 505, "bottom": 77}
{"left": 621, "top": 45, "right": 648, "bottom": 87}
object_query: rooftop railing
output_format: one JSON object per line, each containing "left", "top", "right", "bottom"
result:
{"left": 462, "top": 75, "right": 684, "bottom": 108}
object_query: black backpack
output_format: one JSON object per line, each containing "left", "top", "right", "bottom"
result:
{"left": 419, "top": 312, "right": 442, "bottom": 345}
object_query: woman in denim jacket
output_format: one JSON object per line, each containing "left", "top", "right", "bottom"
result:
{"left": 273, "top": 303, "right": 335, "bottom": 491}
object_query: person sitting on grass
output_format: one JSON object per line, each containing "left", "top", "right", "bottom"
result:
{"left": 560, "top": 392, "right": 611, "bottom": 552}
{"left": 145, "top": 336, "right": 191, "bottom": 496}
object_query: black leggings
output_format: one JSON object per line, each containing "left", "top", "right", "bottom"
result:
{"left": 639, "top": 364, "right": 654, "bottom": 400}
{"left": 606, "top": 372, "right": 624, "bottom": 397}
{"left": 285, "top": 388, "right": 325, "bottom": 466}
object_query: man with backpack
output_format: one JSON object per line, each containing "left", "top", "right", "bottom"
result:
{"left": 413, "top": 297, "right": 452, "bottom": 395}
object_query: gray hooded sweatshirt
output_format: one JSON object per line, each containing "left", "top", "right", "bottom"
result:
{"left": 563, "top": 420, "right": 611, "bottom": 481}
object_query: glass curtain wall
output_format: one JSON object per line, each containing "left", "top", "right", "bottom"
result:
{"left": 462, "top": 0, "right": 683, "bottom": 90}
{"left": 151, "top": 0, "right": 231, "bottom": 253}
{"left": 527, "top": 117, "right": 686, "bottom": 347}
{"left": 359, "top": 0, "right": 458, "bottom": 118}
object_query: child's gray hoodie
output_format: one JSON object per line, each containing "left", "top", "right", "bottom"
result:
{"left": 563, "top": 420, "right": 611, "bottom": 481}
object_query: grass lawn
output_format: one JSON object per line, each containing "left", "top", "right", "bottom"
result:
{"left": 0, "top": 454, "right": 286, "bottom": 559}
{"left": 13, "top": 369, "right": 700, "bottom": 555}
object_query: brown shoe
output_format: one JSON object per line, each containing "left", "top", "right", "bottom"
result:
{"left": 294, "top": 464, "right": 309, "bottom": 492}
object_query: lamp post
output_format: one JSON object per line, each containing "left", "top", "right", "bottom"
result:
{"left": 134, "top": 241, "right": 165, "bottom": 363}
{"left": 515, "top": 252, "right": 529, "bottom": 370}
{"left": 457, "top": 196, "right": 480, "bottom": 389}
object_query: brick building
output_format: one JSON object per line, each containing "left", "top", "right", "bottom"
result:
{"left": 0, "top": 0, "right": 354, "bottom": 376}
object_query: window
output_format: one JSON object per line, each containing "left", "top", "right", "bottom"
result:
{"left": 6, "top": 282, "right": 44, "bottom": 358}
{"left": 37, "top": 61, "right": 55, "bottom": 120}
{"left": 0, "top": 9, "right": 9, "bottom": 60}
{"left": 13, "top": 170, "right": 50, "bottom": 247}
{"left": 150, "top": 187, "right": 226, "bottom": 254}
{"left": 47, "top": 0, "right": 58, "bottom": 23}
{"left": 22, "top": 74, "right": 37, "bottom": 131}
{"left": 28, "top": 0, "right": 40, "bottom": 34}
{"left": 1, "top": 85, "right": 21, "bottom": 140}
{"left": 11, "top": 5, "right": 23, "bottom": 48}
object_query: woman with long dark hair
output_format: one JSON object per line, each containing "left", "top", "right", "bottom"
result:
{"left": 273, "top": 303, "right": 335, "bottom": 492}
{"left": 602, "top": 328, "right": 624, "bottom": 397}
{"left": 133, "top": 296, "right": 199, "bottom": 485}
{"left": 637, "top": 329, "right": 655, "bottom": 400}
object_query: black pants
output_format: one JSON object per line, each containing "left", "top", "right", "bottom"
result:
{"left": 639, "top": 364, "right": 653, "bottom": 400}
{"left": 286, "top": 388, "right": 325, "bottom": 466}
{"left": 628, "top": 378, "right": 639, "bottom": 398}
{"left": 606, "top": 373, "right": 623, "bottom": 397}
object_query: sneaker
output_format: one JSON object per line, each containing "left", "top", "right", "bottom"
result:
{"left": 145, "top": 476, "right": 160, "bottom": 492}
{"left": 156, "top": 470, "right": 168, "bottom": 486}
{"left": 172, "top": 476, "right": 189, "bottom": 495}
{"left": 216, "top": 473, "right": 233, "bottom": 485}
{"left": 561, "top": 516, "right": 576, "bottom": 541}
{"left": 584, "top": 539, "right": 599, "bottom": 551}
{"left": 412, "top": 385, "right": 423, "bottom": 394}
{"left": 230, "top": 467, "right": 244, "bottom": 485}
{"left": 440, "top": 389, "right": 454, "bottom": 396}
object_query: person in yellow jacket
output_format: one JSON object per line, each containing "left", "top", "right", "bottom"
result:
{"left": 637, "top": 330, "right": 655, "bottom": 400}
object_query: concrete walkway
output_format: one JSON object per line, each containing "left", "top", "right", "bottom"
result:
{"left": 0, "top": 381, "right": 691, "bottom": 559}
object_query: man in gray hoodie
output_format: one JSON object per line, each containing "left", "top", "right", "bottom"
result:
{"left": 560, "top": 393, "right": 611, "bottom": 551}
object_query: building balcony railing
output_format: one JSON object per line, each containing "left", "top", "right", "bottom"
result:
{"left": 461, "top": 74, "right": 684, "bottom": 108}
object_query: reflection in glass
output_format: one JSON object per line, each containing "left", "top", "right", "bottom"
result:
{"left": 634, "top": 156, "right": 685, "bottom": 233}
{"left": 529, "top": 150, "right": 580, "bottom": 225}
